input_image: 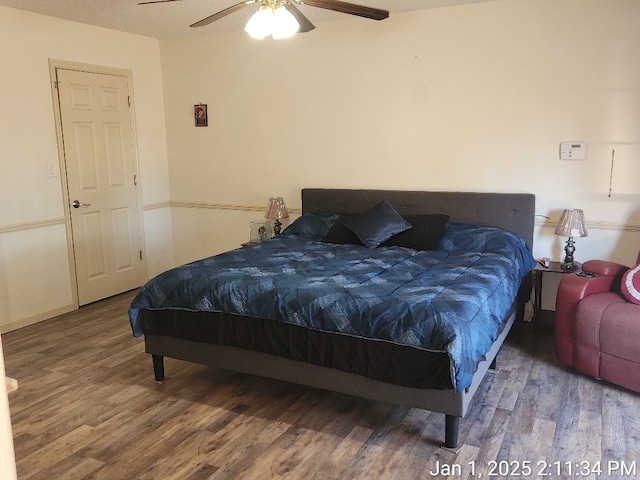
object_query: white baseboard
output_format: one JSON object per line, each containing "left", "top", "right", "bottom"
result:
{"left": 1, "top": 303, "right": 76, "bottom": 333}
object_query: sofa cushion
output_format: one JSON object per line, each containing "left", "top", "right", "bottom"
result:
{"left": 621, "top": 263, "right": 640, "bottom": 304}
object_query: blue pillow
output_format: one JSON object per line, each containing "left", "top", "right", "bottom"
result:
{"left": 345, "top": 201, "right": 411, "bottom": 248}
{"left": 282, "top": 213, "right": 339, "bottom": 240}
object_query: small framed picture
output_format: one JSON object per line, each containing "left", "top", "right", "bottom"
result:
{"left": 194, "top": 104, "right": 208, "bottom": 127}
{"left": 249, "top": 221, "right": 273, "bottom": 243}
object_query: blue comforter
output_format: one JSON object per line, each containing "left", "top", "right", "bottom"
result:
{"left": 129, "top": 220, "right": 535, "bottom": 391}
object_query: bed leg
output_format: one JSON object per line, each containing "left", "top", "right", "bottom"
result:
{"left": 490, "top": 357, "right": 497, "bottom": 370}
{"left": 444, "top": 415, "right": 460, "bottom": 449}
{"left": 152, "top": 354, "right": 165, "bottom": 382}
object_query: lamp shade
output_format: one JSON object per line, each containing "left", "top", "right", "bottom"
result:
{"left": 244, "top": 3, "right": 299, "bottom": 40}
{"left": 265, "top": 197, "right": 289, "bottom": 220}
{"left": 554, "top": 209, "right": 588, "bottom": 237}
{"left": 271, "top": 5, "right": 299, "bottom": 39}
{"left": 244, "top": 6, "right": 273, "bottom": 40}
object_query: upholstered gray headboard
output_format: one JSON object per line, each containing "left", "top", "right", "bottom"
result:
{"left": 301, "top": 188, "right": 535, "bottom": 250}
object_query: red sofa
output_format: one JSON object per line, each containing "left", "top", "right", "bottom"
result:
{"left": 554, "top": 252, "right": 640, "bottom": 393}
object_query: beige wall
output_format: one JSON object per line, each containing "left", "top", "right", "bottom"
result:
{"left": 161, "top": 0, "right": 640, "bottom": 269}
{"left": 0, "top": 7, "right": 172, "bottom": 332}
{"left": 1, "top": 0, "right": 639, "bottom": 330}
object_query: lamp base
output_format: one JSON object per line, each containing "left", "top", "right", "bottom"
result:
{"left": 561, "top": 236, "right": 576, "bottom": 269}
{"left": 273, "top": 219, "right": 282, "bottom": 235}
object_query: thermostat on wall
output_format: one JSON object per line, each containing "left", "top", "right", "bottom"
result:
{"left": 560, "top": 141, "right": 586, "bottom": 160}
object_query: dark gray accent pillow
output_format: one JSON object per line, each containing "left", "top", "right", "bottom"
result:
{"left": 345, "top": 201, "right": 411, "bottom": 248}
{"left": 382, "top": 214, "right": 450, "bottom": 251}
{"left": 322, "top": 213, "right": 362, "bottom": 245}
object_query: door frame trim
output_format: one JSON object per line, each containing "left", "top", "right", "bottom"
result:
{"left": 48, "top": 59, "right": 147, "bottom": 308}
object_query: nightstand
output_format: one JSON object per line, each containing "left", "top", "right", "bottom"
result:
{"left": 241, "top": 242, "right": 260, "bottom": 247}
{"left": 532, "top": 261, "right": 581, "bottom": 323}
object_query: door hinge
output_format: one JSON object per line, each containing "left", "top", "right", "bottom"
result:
{"left": 139, "top": 250, "right": 143, "bottom": 261}
{"left": 134, "top": 174, "right": 138, "bottom": 186}
{"left": 128, "top": 96, "right": 131, "bottom": 107}
{"left": 54, "top": 80, "right": 59, "bottom": 90}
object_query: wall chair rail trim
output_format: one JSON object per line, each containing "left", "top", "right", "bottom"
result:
{"left": 142, "top": 201, "right": 171, "bottom": 211}
{"left": 0, "top": 217, "right": 66, "bottom": 234}
{"left": 170, "top": 200, "right": 303, "bottom": 215}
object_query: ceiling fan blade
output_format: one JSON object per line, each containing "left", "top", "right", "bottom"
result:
{"left": 286, "top": 3, "right": 316, "bottom": 33}
{"left": 294, "top": 0, "right": 388, "bottom": 20}
{"left": 138, "top": 0, "right": 181, "bottom": 4}
{"left": 190, "top": 0, "right": 259, "bottom": 28}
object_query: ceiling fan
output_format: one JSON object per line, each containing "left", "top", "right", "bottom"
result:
{"left": 138, "top": 0, "right": 389, "bottom": 39}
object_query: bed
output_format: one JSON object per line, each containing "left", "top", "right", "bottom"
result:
{"left": 129, "top": 189, "right": 536, "bottom": 448}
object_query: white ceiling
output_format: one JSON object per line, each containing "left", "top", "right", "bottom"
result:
{"left": 0, "top": 0, "right": 492, "bottom": 38}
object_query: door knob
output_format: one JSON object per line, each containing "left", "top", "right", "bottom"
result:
{"left": 72, "top": 200, "right": 91, "bottom": 208}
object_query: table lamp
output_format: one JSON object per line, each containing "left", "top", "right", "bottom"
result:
{"left": 265, "top": 197, "right": 289, "bottom": 235}
{"left": 554, "top": 209, "right": 588, "bottom": 269}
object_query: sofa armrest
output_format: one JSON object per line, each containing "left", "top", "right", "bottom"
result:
{"left": 582, "top": 260, "right": 629, "bottom": 277}
{"left": 554, "top": 272, "right": 624, "bottom": 366}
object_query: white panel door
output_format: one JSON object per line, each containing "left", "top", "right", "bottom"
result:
{"left": 56, "top": 68, "right": 143, "bottom": 305}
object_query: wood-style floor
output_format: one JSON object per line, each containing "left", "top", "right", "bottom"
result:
{"left": 3, "top": 291, "right": 639, "bottom": 480}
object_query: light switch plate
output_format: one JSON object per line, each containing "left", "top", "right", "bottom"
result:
{"left": 47, "top": 163, "right": 58, "bottom": 177}
{"left": 560, "top": 142, "right": 586, "bottom": 160}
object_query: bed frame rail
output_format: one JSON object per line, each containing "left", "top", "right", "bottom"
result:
{"left": 146, "top": 307, "right": 516, "bottom": 449}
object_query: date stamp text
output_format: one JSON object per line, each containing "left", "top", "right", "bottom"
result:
{"left": 428, "top": 459, "right": 637, "bottom": 477}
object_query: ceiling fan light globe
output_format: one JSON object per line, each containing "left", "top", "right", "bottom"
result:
{"left": 271, "top": 6, "right": 300, "bottom": 39}
{"left": 244, "top": 6, "right": 273, "bottom": 39}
